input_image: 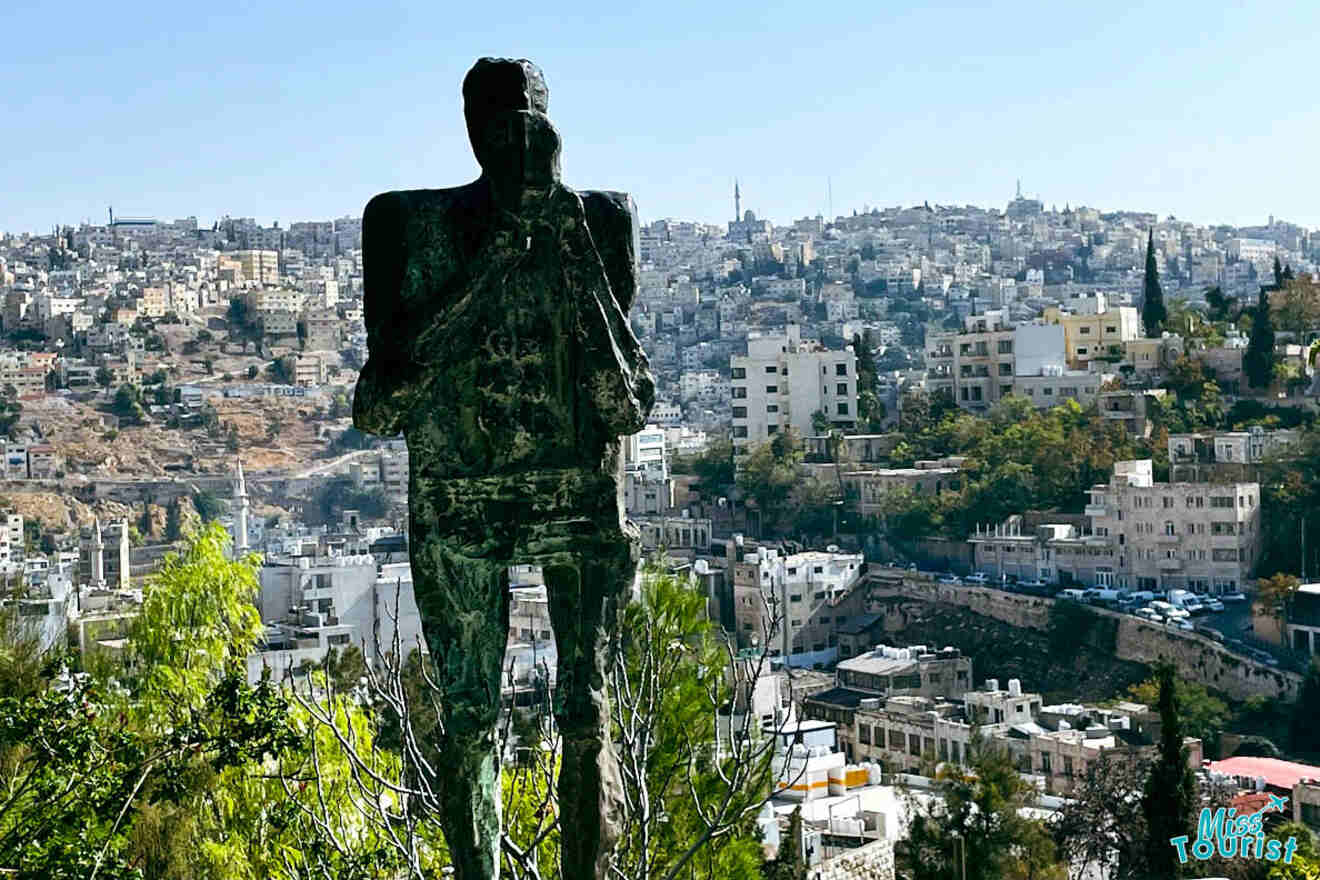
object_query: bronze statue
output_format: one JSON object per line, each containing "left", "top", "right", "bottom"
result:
{"left": 353, "top": 57, "right": 654, "bottom": 879}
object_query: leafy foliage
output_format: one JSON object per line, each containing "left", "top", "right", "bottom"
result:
{"left": 898, "top": 736, "right": 1063, "bottom": 880}
{"left": 1141, "top": 663, "right": 1197, "bottom": 878}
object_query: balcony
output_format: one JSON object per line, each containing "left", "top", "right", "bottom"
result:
{"left": 1157, "top": 557, "right": 1183, "bottom": 572}
{"left": 1084, "top": 504, "right": 1109, "bottom": 518}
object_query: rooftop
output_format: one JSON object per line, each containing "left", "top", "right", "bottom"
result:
{"left": 1209, "top": 757, "right": 1320, "bottom": 790}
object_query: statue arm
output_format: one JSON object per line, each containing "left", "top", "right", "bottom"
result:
{"left": 580, "top": 190, "right": 654, "bottom": 435}
{"left": 582, "top": 190, "right": 640, "bottom": 313}
{"left": 353, "top": 191, "right": 410, "bottom": 436}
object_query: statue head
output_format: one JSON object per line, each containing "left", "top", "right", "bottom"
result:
{"left": 463, "top": 57, "right": 561, "bottom": 188}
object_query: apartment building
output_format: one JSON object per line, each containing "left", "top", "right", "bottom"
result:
{"left": 1097, "top": 388, "right": 1167, "bottom": 438}
{"left": 725, "top": 536, "right": 866, "bottom": 663}
{"left": 925, "top": 314, "right": 1067, "bottom": 412}
{"left": 730, "top": 324, "right": 857, "bottom": 456}
{"left": 1043, "top": 304, "right": 1140, "bottom": 369}
{"left": 1087, "top": 459, "right": 1260, "bottom": 593}
{"left": 1168, "top": 427, "right": 1300, "bottom": 482}
{"left": 828, "top": 458, "right": 966, "bottom": 517}
{"left": 834, "top": 644, "right": 972, "bottom": 699}
{"left": 235, "top": 249, "right": 280, "bottom": 285}
{"left": 1286, "top": 584, "right": 1320, "bottom": 659}
{"left": 78, "top": 520, "right": 131, "bottom": 590}
{"left": 970, "top": 459, "right": 1261, "bottom": 594}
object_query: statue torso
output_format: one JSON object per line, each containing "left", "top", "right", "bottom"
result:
{"left": 388, "top": 182, "right": 619, "bottom": 478}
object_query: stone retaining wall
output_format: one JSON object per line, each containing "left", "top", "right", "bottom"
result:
{"left": 864, "top": 570, "right": 1302, "bottom": 702}
{"left": 811, "top": 838, "right": 895, "bottom": 880}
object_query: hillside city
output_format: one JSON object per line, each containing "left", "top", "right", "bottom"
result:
{"left": 4, "top": 189, "right": 1320, "bottom": 878}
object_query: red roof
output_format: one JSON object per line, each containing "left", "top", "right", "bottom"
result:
{"left": 1210, "top": 756, "right": 1320, "bottom": 790}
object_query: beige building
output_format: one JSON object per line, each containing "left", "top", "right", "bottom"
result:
{"left": 138, "top": 286, "right": 169, "bottom": 318}
{"left": 1168, "top": 427, "right": 1300, "bottom": 482}
{"left": 1043, "top": 304, "right": 1140, "bottom": 370}
{"left": 730, "top": 324, "right": 857, "bottom": 457}
{"left": 1086, "top": 460, "right": 1260, "bottom": 593}
{"left": 727, "top": 538, "right": 866, "bottom": 663}
{"left": 235, "top": 249, "right": 280, "bottom": 285}
{"left": 1097, "top": 388, "right": 1167, "bottom": 438}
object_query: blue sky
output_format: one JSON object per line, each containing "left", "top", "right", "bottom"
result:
{"left": 3, "top": 0, "right": 1317, "bottom": 234}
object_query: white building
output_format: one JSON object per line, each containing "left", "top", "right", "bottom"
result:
{"left": 731, "top": 324, "right": 857, "bottom": 457}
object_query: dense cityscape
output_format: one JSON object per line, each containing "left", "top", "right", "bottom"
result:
{"left": 2, "top": 186, "right": 1320, "bottom": 879}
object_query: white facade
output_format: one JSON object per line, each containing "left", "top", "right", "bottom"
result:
{"left": 731, "top": 325, "right": 857, "bottom": 456}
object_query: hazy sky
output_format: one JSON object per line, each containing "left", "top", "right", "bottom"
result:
{"left": 4, "top": 0, "right": 1317, "bottom": 234}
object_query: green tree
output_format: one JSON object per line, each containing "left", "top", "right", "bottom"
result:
{"left": 191, "top": 489, "right": 224, "bottom": 524}
{"left": 1292, "top": 661, "right": 1320, "bottom": 758}
{"left": 0, "top": 386, "right": 20, "bottom": 437}
{"left": 736, "top": 428, "right": 804, "bottom": 533}
{"left": 165, "top": 496, "right": 183, "bottom": 541}
{"left": 94, "top": 365, "right": 115, "bottom": 396}
{"left": 763, "top": 807, "right": 806, "bottom": 880}
{"left": 899, "top": 736, "right": 1063, "bottom": 880}
{"left": 671, "top": 431, "right": 735, "bottom": 494}
{"left": 112, "top": 383, "right": 146, "bottom": 424}
{"left": 1127, "top": 674, "right": 1228, "bottom": 754}
{"left": 1245, "top": 285, "right": 1278, "bottom": 389}
{"left": 1143, "top": 229, "right": 1167, "bottom": 338}
{"left": 1141, "top": 662, "right": 1197, "bottom": 879}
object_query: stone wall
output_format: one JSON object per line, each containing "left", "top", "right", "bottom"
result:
{"left": 863, "top": 569, "right": 1303, "bottom": 703}
{"left": 810, "top": 838, "right": 895, "bottom": 880}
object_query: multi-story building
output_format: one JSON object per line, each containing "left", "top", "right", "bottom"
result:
{"left": 725, "top": 536, "right": 866, "bottom": 664}
{"left": 235, "top": 249, "right": 280, "bottom": 285}
{"left": 1087, "top": 459, "right": 1260, "bottom": 593}
{"left": 834, "top": 644, "right": 973, "bottom": 699}
{"left": 973, "top": 460, "right": 1262, "bottom": 593}
{"left": 1284, "top": 583, "right": 1320, "bottom": 659}
{"left": 925, "top": 315, "right": 1068, "bottom": 412}
{"left": 730, "top": 324, "right": 857, "bottom": 456}
{"left": 633, "top": 514, "right": 712, "bottom": 555}
{"left": 1097, "top": 388, "right": 1167, "bottom": 438}
{"left": 1043, "top": 304, "right": 1141, "bottom": 369}
{"left": 1167, "top": 427, "right": 1300, "bottom": 482}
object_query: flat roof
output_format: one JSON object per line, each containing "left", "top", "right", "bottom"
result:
{"left": 1210, "top": 757, "right": 1320, "bottom": 790}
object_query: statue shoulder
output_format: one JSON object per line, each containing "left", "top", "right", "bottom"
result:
{"left": 580, "top": 190, "right": 637, "bottom": 239}
{"left": 580, "top": 190, "right": 639, "bottom": 313}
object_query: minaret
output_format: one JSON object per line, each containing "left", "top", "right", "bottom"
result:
{"left": 91, "top": 517, "right": 105, "bottom": 587}
{"left": 234, "top": 458, "right": 250, "bottom": 555}
{"left": 734, "top": 180, "right": 741, "bottom": 222}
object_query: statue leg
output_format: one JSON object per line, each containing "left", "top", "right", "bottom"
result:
{"left": 543, "top": 529, "right": 637, "bottom": 879}
{"left": 412, "top": 536, "right": 511, "bottom": 880}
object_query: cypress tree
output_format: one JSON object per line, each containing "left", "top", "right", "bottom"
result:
{"left": 1142, "top": 662, "right": 1197, "bottom": 878}
{"left": 1142, "top": 229, "right": 1167, "bottom": 338}
{"left": 765, "top": 807, "right": 806, "bottom": 880}
{"left": 1273, "top": 256, "right": 1285, "bottom": 290}
{"left": 1244, "top": 285, "right": 1277, "bottom": 389}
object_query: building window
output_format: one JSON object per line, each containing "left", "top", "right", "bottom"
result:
{"left": 733, "top": 426, "right": 747, "bottom": 437}
{"left": 836, "top": 363, "right": 847, "bottom": 376}
{"left": 999, "top": 363, "right": 1012, "bottom": 375}
{"left": 1079, "top": 326, "right": 1091, "bottom": 334}
{"left": 909, "top": 734, "right": 921, "bottom": 756}
{"left": 837, "top": 403, "right": 849, "bottom": 415}
{"left": 732, "top": 406, "right": 747, "bottom": 418}
{"left": 766, "top": 385, "right": 777, "bottom": 393}
{"left": 766, "top": 404, "right": 778, "bottom": 413}
{"left": 765, "top": 365, "right": 777, "bottom": 374}
{"left": 998, "top": 340, "right": 1013, "bottom": 354}
{"left": 859, "top": 724, "right": 871, "bottom": 745}
{"left": 1211, "top": 496, "right": 1234, "bottom": 508}
{"left": 1164, "top": 521, "right": 1175, "bottom": 536}
{"left": 767, "top": 425, "right": 779, "bottom": 434}
{"left": 1041, "top": 753, "right": 1052, "bottom": 773}
{"left": 732, "top": 386, "right": 746, "bottom": 399}
{"left": 837, "top": 383, "right": 848, "bottom": 395}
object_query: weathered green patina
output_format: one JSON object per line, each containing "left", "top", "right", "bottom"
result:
{"left": 353, "top": 57, "right": 654, "bottom": 880}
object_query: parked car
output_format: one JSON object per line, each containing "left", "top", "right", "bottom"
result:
{"left": 964, "top": 572, "right": 989, "bottom": 585}
{"left": 1182, "top": 597, "right": 1206, "bottom": 615}
{"left": 1201, "top": 597, "right": 1225, "bottom": 613}
{"left": 1167, "top": 618, "right": 1194, "bottom": 631}
{"left": 1220, "top": 592, "right": 1248, "bottom": 603}
{"left": 937, "top": 574, "right": 962, "bottom": 585}
{"left": 1135, "top": 608, "right": 1165, "bottom": 624}
{"left": 1193, "top": 623, "right": 1226, "bottom": 642}
{"left": 1060, "top": 588, "right": 1088, "bottom": 602}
